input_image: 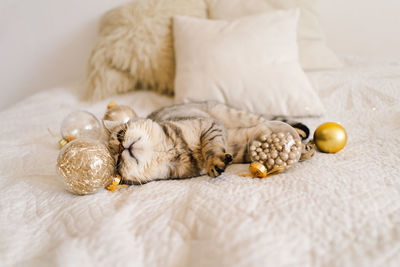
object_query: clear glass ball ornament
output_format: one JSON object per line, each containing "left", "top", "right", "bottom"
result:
{"left": 249, "top": 121, "right": 302, "bottom": 171}
{"left": 60, "top": 111, "right": 102, "bottom": 142}
{"left": 103, "top": 104, "right": 137, "bottom": 123}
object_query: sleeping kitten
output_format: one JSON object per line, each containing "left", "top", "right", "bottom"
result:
{"left": 104, "top": 101, "right": 314, "bottom": 185}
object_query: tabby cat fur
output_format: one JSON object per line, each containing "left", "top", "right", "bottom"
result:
{"left": 104, "top": 101, "right": 313, "bottom": 185}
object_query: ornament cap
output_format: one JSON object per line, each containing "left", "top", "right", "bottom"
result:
{"left": 59, "top": 138, "right": 68, "bottom": 149}
{"left": 107, "top": 102, "right": 117, "bottom": 109}
{"left": 249, "top": 162, "right": 267, "bottom": 178}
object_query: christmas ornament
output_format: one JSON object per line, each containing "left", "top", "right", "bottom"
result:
{"left": 57, "top": 139, "right": 116, "bottom": 195}
{"left": 59, "top": 111, "right": 102, "bottom": 148}
{"left": 104, "top": 102, "right": 137, "bottom": 123}
{"left": 313, "top": 122, "right": 347, "bottom": 153}
{"left": 249, "top": 121, "right": 302, "bottom": 171}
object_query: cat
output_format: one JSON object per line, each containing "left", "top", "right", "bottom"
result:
{"left": 104, "top": 101, "right": 314, "bottom": 185}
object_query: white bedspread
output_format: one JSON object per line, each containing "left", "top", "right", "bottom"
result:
{"left": 1, "top": 56, "right": 399, "bottom": 267}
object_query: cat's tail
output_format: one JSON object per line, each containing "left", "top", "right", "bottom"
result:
{"left": 206, "top": 102, "right": 311, "bottom": 140}
{"left": 210, "top": 103, "right": 315, "bottom": 162}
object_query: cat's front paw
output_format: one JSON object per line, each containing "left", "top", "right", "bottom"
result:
{"left": 206, "top": 154, "right": 232, "bottom": 177}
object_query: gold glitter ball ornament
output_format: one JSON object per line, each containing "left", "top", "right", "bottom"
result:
{"left": 57, "top": 139, "right": 115, "bottom": 195}
{"left": 313, "top": 122, "right": 347, "bottom": 153}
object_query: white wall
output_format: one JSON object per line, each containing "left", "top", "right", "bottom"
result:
{"left": 1, "top": 0, "right": 400, "bottom": 111}
{"left": 317, "top": 0, "right": 400, "bottom": 61}
{"left": 0, "top": 0, "right": 130, "bottom": 111}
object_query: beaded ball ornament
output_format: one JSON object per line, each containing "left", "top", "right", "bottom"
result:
{"left": 249, "top": 121, "right": 302, "bottom": 172}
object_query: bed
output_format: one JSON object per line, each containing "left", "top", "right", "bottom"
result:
{"left": 0, "top": 55, "right": 399, "bottom": 266}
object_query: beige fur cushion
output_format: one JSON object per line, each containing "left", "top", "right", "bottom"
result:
{"left": 86, "top": 0, "right": 207, "bottom": 100}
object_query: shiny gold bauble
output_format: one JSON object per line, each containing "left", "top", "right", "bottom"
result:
{"left": 57, "top": 139, "right": 115, "bottom": 195}
{"left": 314, "top": 122, "right": 347, "bottom": 153}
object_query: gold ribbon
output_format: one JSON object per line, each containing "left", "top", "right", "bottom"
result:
{"left": 240, "top": 162, "right": 285, "bottom": 178}
{"left": 106, "top": 174, "right": 126, "bottom": 192}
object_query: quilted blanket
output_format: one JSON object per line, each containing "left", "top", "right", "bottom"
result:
{"left": 1, "top": 56, "right": 399, "bottom": 266}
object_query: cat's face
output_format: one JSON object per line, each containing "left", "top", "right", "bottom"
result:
{"left": 106, "top": 119, "right": 170, "bottom": 184}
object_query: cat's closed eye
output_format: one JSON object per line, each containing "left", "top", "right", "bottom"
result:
{"left": 117, "top": 130, "right": 125, "bottom": 143}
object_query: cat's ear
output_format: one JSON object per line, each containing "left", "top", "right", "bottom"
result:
{"left": 102, "top": 120, "right": 124, "bottom": 134}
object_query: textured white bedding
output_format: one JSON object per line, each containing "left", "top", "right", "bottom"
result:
{"left": 0, "top": 56, "right": 399, "bottom": 267}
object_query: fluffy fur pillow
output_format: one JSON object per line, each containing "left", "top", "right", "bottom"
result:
{"left": 86, "top": 0, "right": 207, "bottom": 99}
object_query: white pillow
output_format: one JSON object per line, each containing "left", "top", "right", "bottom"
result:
{"left": 207, "top": 0, "right": 342, "bottom": 71}
{"left": 173, "top": 10, "right": 325, "bottom": 117}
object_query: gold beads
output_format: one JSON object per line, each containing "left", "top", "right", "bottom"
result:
{"left": 314, "top": 122, "right": 347, "bottom": 153}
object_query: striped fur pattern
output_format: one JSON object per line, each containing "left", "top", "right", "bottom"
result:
{"left": 104, "top": 101, "right": 313, "bottom": 184}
